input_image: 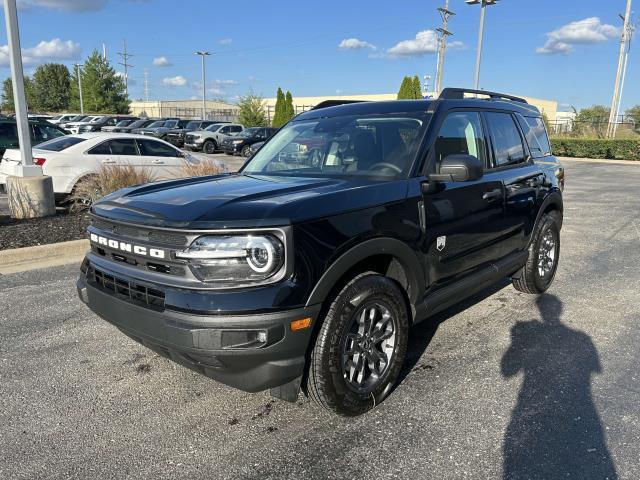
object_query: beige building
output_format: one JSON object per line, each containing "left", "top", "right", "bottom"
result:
{"left": 264, "top": 92, "right": 558, "bottom": 122}
{"left": 129, "top": 99, "right": 239, "bottom": 121}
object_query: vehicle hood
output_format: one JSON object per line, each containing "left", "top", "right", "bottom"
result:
{"left": 91, "top": 173, "right": 409, "bottom": 228}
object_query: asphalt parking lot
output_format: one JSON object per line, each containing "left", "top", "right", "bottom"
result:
{"left": 1, "top": 159, "right": 639, "bottom": 479}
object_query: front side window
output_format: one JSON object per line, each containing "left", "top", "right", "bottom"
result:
{"left": 433, "top": 111, "right": 487, "bottom": 169}
{"left": 107, "top": 138, "right": 138, "bottom": 155}
{"left": 137, "top": 139, "right": 180, "bottom": 157}
{"left": 243, "top": 113, "right": 427, "bottom": 179}
{"left": 486, "top": 112, "right": 526, "bottom": 167}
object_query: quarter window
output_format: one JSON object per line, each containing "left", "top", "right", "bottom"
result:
{"left": 87, "top": 141, "right": 111, "bottom": 155}
{"left": 434, "top": 112, "right": 487, "bottom": 168}
{"left": 486, "top": 112, "right": 526, "bottom": 167}
{"left": 518, "top": 116, "right": 551, "bottom": 157}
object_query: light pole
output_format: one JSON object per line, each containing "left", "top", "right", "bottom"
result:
{"left": 195, "top": 51, "right": 210, "bottom": 120}
{"left": 74, "top": 63, "right": 84, "bottom": 114}
{"left": 467, "top": 0, "right": 497, "bottom": 90}
{"left": 423, "top": 74, "right": 431, "bottom": 97}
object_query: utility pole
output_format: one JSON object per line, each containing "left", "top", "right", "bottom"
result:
{"left": 144, "top": 69, "right": 150, "bottom": 102}
{"left": 607, "top": 0, "right": 634, "bottom": 139}
{"left": 195, "top": 51, "right": 210, "bottom": 120}
{"left": 74, "top": 63, "right": 84, "bottom": 114}
{"left": 102, "top": 42, "right": 107, "bottom": 59}
{"left": 434, "top": 0, "right": 455, "bottom": 95}
{"left": 117, "top": 40, "right": 134, "bottom": 96}
{"left": 0, "top": 0, "right": 55, "bottom": 219}
{"left": 423, "top": 74, "right": 431, "bottom": 96}
{"left": 467, "top": 0, "right": 498, "bottom": 91}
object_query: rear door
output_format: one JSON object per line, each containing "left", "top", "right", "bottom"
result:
{"left": 421, "top": 110, "right": 507, "bottom": 288}
{"left": 136, "top": 138, "right": 185, "bottom": 179}
{"left": 106, "top": 138, "right": 145, "bottom": 169}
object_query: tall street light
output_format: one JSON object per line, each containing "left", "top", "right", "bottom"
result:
{"left": 467, "top": 0, "right": 498, "bottom": 90}
{"left": 195, "top": 51, "right": 210, "bottom": 120}
{"left": 74, "top": 63, "right": 84, "bottom": 114}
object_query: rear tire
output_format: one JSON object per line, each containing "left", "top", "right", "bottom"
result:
{"left": 512, "top": 212, "right": 561, "bottom": 294}
{"left": 307, "top": 272, "right": 409, "bottom": 416}
{"left": 203, "top": 140, "right": 217, "bottom": 154}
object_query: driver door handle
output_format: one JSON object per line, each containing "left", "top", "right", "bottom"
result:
{"left": 482, "top": 189, "right": 503, "bottom": 201}
{"left": 152, "top": 159, "right": 165, "bottom": 164}
{"left": 101, "top": 159, "right": 116, "bottom": 164}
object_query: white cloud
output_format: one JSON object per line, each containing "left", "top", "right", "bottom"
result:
{"left": 11, "top": 0, "right": 107, "bottom": 11}
{"left": 219, "top": 38, "right": 233, "bottom": 45}
{"left": 386, "top": 30, "right": 464, "bottom": 58}
{"left": 339, "top": 38, "right": 376, "bottom": 50}
{"left": 212, "top": 79, "right": 237, "bottom": 86}
{"left": 153, "top": 56, "right": 172, "bottom": 67}
{"left": 115, "top": 71, "right": 136, "bottom": 85}
{"left": 0, "top": 38, "right": 81, "bottom": 66}
{"left": 162, "top": 75, "right": 187, "bottom": 87}
{"left": 537, "top": 17, "right": 620, "bottom": 55}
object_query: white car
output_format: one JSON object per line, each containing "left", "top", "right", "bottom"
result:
{"left": 66, "top": 116, "right": 105, "bottom": 134}
{"left": 0, "top": 133, "right": 199, "bottom": 202}
{"left": 48, "top": 114, "right": 80, "bottom": 125}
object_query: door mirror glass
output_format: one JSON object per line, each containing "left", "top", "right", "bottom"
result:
{"left": 429, "top": 154, "right": 483, "bottom": 183}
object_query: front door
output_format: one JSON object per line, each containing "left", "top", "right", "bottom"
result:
{"left": 421, "top": 110, "right": 507, "bottom": 289}
{"left": 136, "top": 138, "right": 185, "bottom": 179}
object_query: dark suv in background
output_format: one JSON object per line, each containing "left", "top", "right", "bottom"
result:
{"left": 112, "top": 118, "right": 156, "bottom": 133}
{"left": 0, "top": 118, "right": 67, "bottom": 156}
{"left": 77, "top": 116, "right": 137, "bottom": 133}
{"left": 78, "top": 88, "right": 564, "bottom": 416}
{"left": 166, "top": 120, "right": 219, "bottom": 148}
{"left": 221, "top": 127, "right": 278, "bottom": 157}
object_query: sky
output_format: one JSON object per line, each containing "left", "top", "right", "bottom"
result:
{"left": 0, "top": 0, "right": 637, "bottom": 112}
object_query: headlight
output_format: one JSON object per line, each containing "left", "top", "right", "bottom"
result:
{"left": 176, "top": 234, "right": 285, "bottom": 286}
{"left": 232, "top": 139, "right": 243, "bottom": 144}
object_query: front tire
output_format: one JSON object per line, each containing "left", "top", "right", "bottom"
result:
{"left": 241, "top": 145, "right": 252, "bottom": 157}
{"left": 512, "top": 212, "right": 561, "bottom": 294}
{"left": 307, "top": 272, "right": 409, "bottom": 416}
{"left": 202, "top": 140, "right": 217, "bottom": 154}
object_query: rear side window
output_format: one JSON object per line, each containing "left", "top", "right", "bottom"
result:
{"left": 518, "top": 116, "right": 551, "bottom": 157}
{"left": 38, "top": 136, "right": 86, "bottom": 152}
{"left": 137, "top": 139, "right": 179, "bottom": 157}
{"left": 108, "top": 138, "right": 138, "bottom": 155}
{"left": 88, "top": 141, "right": 111, "bottom": 155}
{"left": 486, "top": 112, "right": 526, "bottom": 167}
{"left": 231, "top": 125, "right": 243, "bottom": 133}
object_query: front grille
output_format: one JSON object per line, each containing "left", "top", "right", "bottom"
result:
{"left": 91, "top": 218, "right": 189, "bottom": 246}
{"left": 185, "top": 135, "right": 197, "bottom": 143}
{"left": 87, "top": 265, "right": 165, "bottom": 310}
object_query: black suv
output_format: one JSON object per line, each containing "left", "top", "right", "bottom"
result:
{"left": 165, "top": 120, "right": 220, "bottom": 148}
{"left": 220, "top": 127, "right": 278, "bottom": 157}
{"left": 77, "top": 89, "right": 564, "bottom": 416}
{"left": 0, "top": 118, "right": 67, "bottom": 156}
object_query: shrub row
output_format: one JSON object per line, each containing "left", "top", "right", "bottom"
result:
{"left": 551, "top": 138, "right": 640, "bottom": 161}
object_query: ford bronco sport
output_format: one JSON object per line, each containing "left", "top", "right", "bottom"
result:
{"left": 77, "top": 88, "right": 564, "bottom": 416}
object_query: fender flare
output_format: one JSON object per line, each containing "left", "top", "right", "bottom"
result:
{"left": 305, "top": 237, "right": 425, "bottom": 308}
{"left": 532, "top": 190, "right": 563, "bottom": 238}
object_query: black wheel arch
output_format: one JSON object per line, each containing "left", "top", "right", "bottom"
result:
{"left": 305, "top": 237, "right": 424, "bottom": 319}
{"left": 532, "top": 190, "right": 563, "bottom": 241}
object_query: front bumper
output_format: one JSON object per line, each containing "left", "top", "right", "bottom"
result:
{"left": 77, "top": 263, "right": 320, "bottom": 393}
{"left": 166, "top": 136, "right": 184, "bottom": 147}
{"left": 221, "top": 143, "right": 241, "bottom": 154}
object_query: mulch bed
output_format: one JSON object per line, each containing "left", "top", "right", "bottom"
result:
{"left": 0, "top": 211, "right": 91, "bottom": 251}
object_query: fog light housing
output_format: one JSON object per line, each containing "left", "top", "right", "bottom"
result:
{"left": 221, "top": 330, "right": 268, "bottom": 349}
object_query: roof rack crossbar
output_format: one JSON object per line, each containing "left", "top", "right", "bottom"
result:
{"left": 311, "top": 100, "right": 366, "bottom": 110}
{"left": 439, "top": 88, "right": 528, "bottom": 104}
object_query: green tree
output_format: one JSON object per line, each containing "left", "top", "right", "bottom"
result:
{"left": 238, "top": 93, "right": 268, "bottom": 127}
{"left": 573, "top": 105, "right": 610, "bottom": 138}
{"left": 32, "top": 63, "right": 71, "bottom": 112}
{"left": 625, "top": 105, "right": 640, "bottom": 123}
{"left": 284, "top": 90, "right": 295, "bottom": 122}
{"left": 412, "top": 75, "right": 423, "bottom": 99}
{"left": 397, "top": 76, "right": 411, "bottom": 99}
{"left": 70, "top": 50, "right": 129, "bottom": 114}
{"left": 1, "top": 76, "right": 36, "bottom": 112}
{"left": 272, "top": 87, "right": 286, "bottom": 127}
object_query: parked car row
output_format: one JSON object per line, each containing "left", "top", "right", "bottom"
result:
{"left": 0, "top": 117, "right": 67, "bottom": 156}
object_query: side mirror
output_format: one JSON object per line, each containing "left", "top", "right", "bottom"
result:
{"left": 429, "top": 154, "right": 483, "bottom": 183}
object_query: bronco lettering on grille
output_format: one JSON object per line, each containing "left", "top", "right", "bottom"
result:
{"left": 90, "top": 233, "right": 166, "bottom": 259}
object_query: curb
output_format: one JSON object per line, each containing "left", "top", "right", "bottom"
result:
{"left": 0, "top": 239, "right": 88, "bottom": 275}
{"left": 558, "top": 156, "right": 640, "bottom": 166}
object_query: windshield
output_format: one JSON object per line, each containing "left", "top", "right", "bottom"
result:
{"left": 128, "top": 120, "right": 147, "bottom": 128}
{"left": 147, "top": 121, "right": 165, "bottom": 128}
{"left": 204, "top": 123, "right": 223, "bottom": 132}
{"left": 69, "top": 115, "right": 86, "bottom": 122}
{"left": 164, "top": 120, "right": 178, "bottom": 128}
{"left": 36, "top": 136, "right": 87, "bottom": 152}
{"left": 236, "top": 128, "right": 260, "bottom": 138}
{"left": 89, "top": 117, "right": 105, "bottom": 123}
{"left": 242, "top": 113, "right": 428, "bottom": 179}
{"left": 115, "top": 120, "right": 131, "bottom": 127}
{"left": 185, "top": 121, "right": 201, "bottom": 130}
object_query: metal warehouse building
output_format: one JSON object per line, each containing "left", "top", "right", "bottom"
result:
{"left": 129, "top": 100, "right": 239, "bottom": 121}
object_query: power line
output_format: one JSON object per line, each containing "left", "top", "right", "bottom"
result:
{"left": 117, "top": 40, "right": 134, "bottom": 96}
{"left": 434, "top": 0, "right": 455, "bottom": 95}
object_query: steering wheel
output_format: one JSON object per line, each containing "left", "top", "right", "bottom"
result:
{"left": 369, "top": 162, "right": 402, "bottom": 174}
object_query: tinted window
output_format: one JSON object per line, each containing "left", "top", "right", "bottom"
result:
{"left": 0, "top": 123, "right": 17, "bottom": 139}
{"left": 220, "top": 126, "right": 232, "bottom": 134}
{"left": 518, "top": 116, "right": 551, "bottom": 157}
{"left": 486, "top": 112, "right": 526, "bottom": 167}
{"left": 108, "top": 138, "right": 138, "bottom": 155}
{"left": 434, "top": 112, "right": 487, "bottom": 168}
{"left": 87, "top": 141, "right": 111, "bottom": 155}
{"left": 137, "top": 139, "right": 179, "bottom": 157}
{"left": 37, "top": 136, "right": 86, "bottom": 152}
{"left": 33, "top": 124, "right": 65, "bottom": 143}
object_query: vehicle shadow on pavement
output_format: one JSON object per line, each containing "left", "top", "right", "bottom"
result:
{"left": 501, "top": 294, "right": 617, "bottom": 480}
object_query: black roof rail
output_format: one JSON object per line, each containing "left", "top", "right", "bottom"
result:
{"left": 311, "top": 100, "right": 366, "bottom": 110}
{"left": 439, "top": 88, "right": 528, "bottom": 104}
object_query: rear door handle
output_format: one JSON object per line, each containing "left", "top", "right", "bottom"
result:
{"left": 482, "top": 189, "right": 503, "bottom": 201}
{"left": 152, "top": 159, "right": 165, "bottom": 164}
{"left": 101, "top": 159, "right": 116, "bottom": 164}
